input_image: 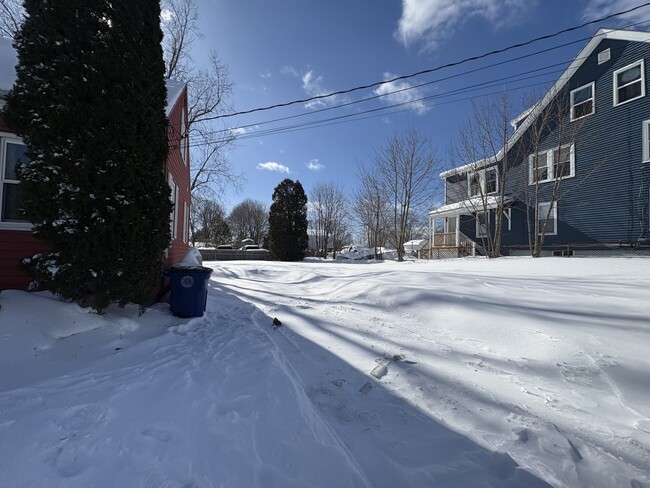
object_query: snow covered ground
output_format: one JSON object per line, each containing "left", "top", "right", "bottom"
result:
{"left": 1, "top": 257, "right": 649, "bottom": 487}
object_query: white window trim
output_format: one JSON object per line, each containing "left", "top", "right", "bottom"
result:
{"left": 528, "top": 143, "right": 575, "bottom": 185}
{"left": 182, "top": 201, "right": 189, "bottom": 243}
{"left": 467, "top": 166, "right": 499, "bottom": 197}
{"left": 180, "top": 109, "right": 188, "bottom": 166}
{"left": 0, "top": 135, "right": 32, "bottom": 230}
{"left": 613, "top": 59, "right": 645, "bottom": 107}
{"left": 168, "top": 173, "right": 178, "bottom": 240}
{"left": 538, "top": 202, "right": 557, "bottom": 236}
{"left": 643, "top": 119, "right": 650, "bottom": 163}
{"left": 570, "top": 82, "right": 595, "bottom": 121}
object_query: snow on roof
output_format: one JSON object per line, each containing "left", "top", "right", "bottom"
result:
{"left": 165, "top": 79, "right": 185, "bottom": 117}
{"left": 440, "top": 28, "right": 650, "bottom": 179}
{"left": 429, "top": 195, "right": 513, "bottom": 217}
{"left": 404, "top": 239, "right": 427, "bottom": 251}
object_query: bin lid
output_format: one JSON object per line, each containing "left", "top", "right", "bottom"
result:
{"left": 168, "top": 265, "right": 213, "bottom": 275}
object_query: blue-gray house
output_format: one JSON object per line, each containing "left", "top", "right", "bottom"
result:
{"left": 428, "top": 28, "right": 650, "bottom": 257}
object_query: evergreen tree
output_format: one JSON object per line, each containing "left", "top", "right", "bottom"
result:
{"left": 268, "top": 179, "right": 308, "bottom": 261}
{"left": 5, "top": 0, "right": 171, "bottom": 312}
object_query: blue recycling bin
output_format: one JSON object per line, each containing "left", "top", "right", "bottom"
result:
{"left": 165, "top": 266, "right": 213, "bottom": 318}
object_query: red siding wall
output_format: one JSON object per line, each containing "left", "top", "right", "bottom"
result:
{"left": 164, "top": 86, "right": 191, "bottom": 267}
{"left": 0, "top": 230, "right": 45, "bottom": 290}
{"left": 0, "top": 88, "right": 191, "bottom": 291}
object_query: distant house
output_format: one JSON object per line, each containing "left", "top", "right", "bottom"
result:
{"left": 428, "top": 28, "right": 650, "bottom": 257}
{"left": 0, "top": 38, "right": 190, "bottom": 291}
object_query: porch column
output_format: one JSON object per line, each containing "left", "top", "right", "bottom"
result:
{"left": 429, "top": 215, "right": 434, "bottom": 259}
{"left": 455, "top": 216, "right": 460, "bottom": 247}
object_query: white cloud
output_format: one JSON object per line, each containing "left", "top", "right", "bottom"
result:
{"left": 374, "top": 72, "right": 430, "bottom": 115}
{"left": 257, "top": 162, "right": 290, "bottom": 173}
{"left": 281, "top": 66, "right": 340, "bottom": 109}
{"left": 582, "top": 0, "right": 646, "bottom": 24}
{"left": 259, "top": 71, "right": 272, "bottom": 79}
{"left": 230, "top": 127, "right": 247, "bottom": 136}
{"left": 305, "top": 159, "right": 325, "bottom": 171}
{"left": 396, "top": 0, "right": 530, "bottom": 50}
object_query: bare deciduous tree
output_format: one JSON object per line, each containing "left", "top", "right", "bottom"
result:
{"left": 451, "top": 93, "right": 519, "bottom": 258}
{"left": 523, "top": 88, "right": 586, "bottom": 257}
{"left": 190, "top": 198, "right": 230, "bottom": 246}
{"left": 372, "top": 128, "right": 441, "bottom": 261}
{"left": 227, "top": 199, "right": 269, "bottom": 246}
{"left": 0, "top": 0, "right": 23, "bottom": 39}
{"left": 354, "top": 163, "right": 390, "bottom": 259}
{"left": 161, "top": 0, "right": 243, "bottom": 201}
{"left": 309, "top": 182, "right": 348, "bottom": 257}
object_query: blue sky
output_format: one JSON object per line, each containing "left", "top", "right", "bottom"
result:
{"left": 189, "top": 0, "right": 650, "bottom": 210}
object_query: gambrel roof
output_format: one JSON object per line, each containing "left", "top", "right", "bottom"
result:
{"left": 441, "top": 28, "right": 650, "bottom": 178}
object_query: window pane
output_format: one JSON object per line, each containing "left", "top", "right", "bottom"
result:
{"left": 2, "top": 182, "right": 26, "bottom": 222}
{"left": 618, "top": 65, "right": 641, "bottom": 86}
{"left": 469, "top": 173, "right": 480, "bottom": 196}
{"left": 485, "top": 169, "right": 497, "bottom": 193}
{"left": 573, "top": 85, "right": 592, "bottom": 104}
{"left": 4, "top": 143, "right": 28, "bottom": 180}
{"left": 573, "top": 100, "right": 593, "bottom": 119}
{"left": 619, "top": 81, "right": 642, "bottom": 103}
{"left": 553, "top": 147, "right": 572, "bottom": 178}
{"left": 533, "top": 153, "right": 548, "bottom": 181}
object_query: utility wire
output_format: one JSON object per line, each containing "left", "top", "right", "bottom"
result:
{"left": 206, "top": 2, "right": 650, "bottom": 121}
{"left": 174, "top": 71, "right": 561, "bottom": 150}
{"left": 191, "top": 16, "right": 650, "bottom": 142}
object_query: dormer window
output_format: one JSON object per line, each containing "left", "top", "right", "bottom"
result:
{"left": 570, "top": 82, "right": 595, "bottom": 121}
{"left": 614, "top": 59, "right": 645, "bottom": 106}
{"left": 468, "top": 166, "right": 499, "bottom": 197}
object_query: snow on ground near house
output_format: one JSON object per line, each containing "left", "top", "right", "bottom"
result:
{"left": 0, "top": 257, "right": 649, "bottom": 487}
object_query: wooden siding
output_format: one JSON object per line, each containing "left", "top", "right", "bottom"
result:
{"left": 164, "top": 85, "right": 191, "bottom": 267}
{"left": 0, "top": 230, "right": 45, "bottom": 290}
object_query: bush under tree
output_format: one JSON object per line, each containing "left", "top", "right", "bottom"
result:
{"left": 268, "top": 179, "right": 308, "bottom": 261}
{"left": 5, "top": 0, "right": 171, "bottom": 312}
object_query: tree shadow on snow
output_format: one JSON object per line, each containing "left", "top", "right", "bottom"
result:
{"left": 205, "top": 279, "right": 554, "bottom": 488}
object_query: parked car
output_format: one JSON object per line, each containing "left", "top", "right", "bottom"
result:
{"left": 239, "top": 244, "right": 260, "bottom": 251}
{"left": 216, "top": 244, "right": 233, "bottom": 249}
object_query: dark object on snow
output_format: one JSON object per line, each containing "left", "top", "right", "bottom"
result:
{"left": 273, "top": 317, "right": 282, "bottom": 329}
{"left": 164, "top": 267, "right": 213, "bottom": 318}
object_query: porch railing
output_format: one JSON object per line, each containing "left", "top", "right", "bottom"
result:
{"left": 430, "top": 231, "right": 476, "bottom": 258}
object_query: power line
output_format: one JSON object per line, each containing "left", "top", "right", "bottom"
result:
{"left": 206, "top": 2, "right": 650, "bottom": 121}
{"left": 176, "top": 70, "right": 562, "bottom": 150}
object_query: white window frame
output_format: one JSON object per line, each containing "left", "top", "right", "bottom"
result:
{"left": 570, "top": 82, "right": 595, "bottom": 121}
{"left": 183, "top": 201, "right": 189, "bottom": 243}
{"left": 528, "top": 143, "right": 575, "bottom": 185}
{"left": 0, "top": 135, "right": 32, "bottom": 230}
{"left": 168, "top": 173, "right": 178, "bottom": 240}
{"left": 180, "top": 109, "right": 188, "bottom": 166}
{"left": 468, "top": 166, "right": 499, "bottom": 197}
{"left": 537, "top": 202, "right": 557, "bottom": 236}
{"left": 613, "top": 59, "right": 645, "bottom": 107}
{"left": 643, "top": 119, "right": 650, "bottom": 163}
